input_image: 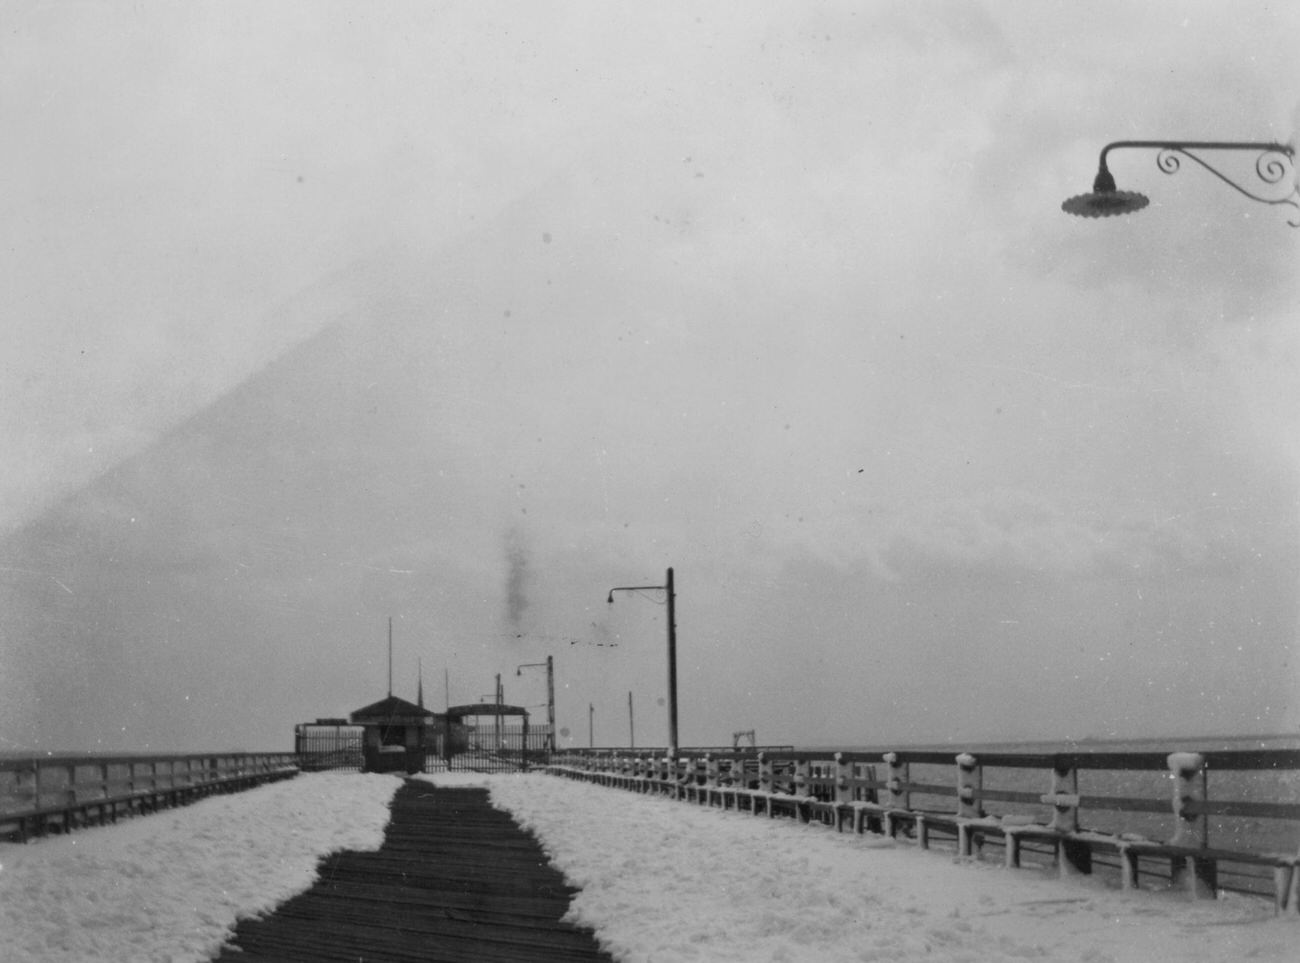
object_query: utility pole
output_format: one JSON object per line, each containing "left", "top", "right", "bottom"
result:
{"left": 606, "top": 566, "right": 679, "bottom": 756}
{"left": 546, "top": 656, "right": 555, "bottom": 752}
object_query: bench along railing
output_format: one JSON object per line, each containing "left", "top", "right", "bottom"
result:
{"left": 547, "top": 746, "right": 1300, "bottom": 913}
{"left": 0, "top": 752, "right": 300, "bottom": 841}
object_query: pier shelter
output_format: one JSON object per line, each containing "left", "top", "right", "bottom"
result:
{"left": 350, "top": 695, "right": 440, "bottom": 774}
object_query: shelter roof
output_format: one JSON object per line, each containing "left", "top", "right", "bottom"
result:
{"left": 350, "top": 694, "right": 436, "bottom": 723}
{"left": 446, "top": 703, "right": 530, "bottom": 719}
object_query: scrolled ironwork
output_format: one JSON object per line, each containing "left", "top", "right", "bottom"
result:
{"left": 1155, "top": 147, "right": 1184, "bottom": 176}
{"left": 1149, "top": 144, "right": 1299, "bottom": 225}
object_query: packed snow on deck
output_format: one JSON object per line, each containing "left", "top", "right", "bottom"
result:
{"left": 0, "top": 772, "right": 402, "bottom": 962}
{"left": 435, "top": 772, "right": 1297, "bottom": 963}
{"left": 0, "top": 770, "right": 1295, "bottom": 962}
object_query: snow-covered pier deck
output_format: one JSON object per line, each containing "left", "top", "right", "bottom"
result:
{"left": 211, "top": 780, "right": 612, "bottom": 962}
{"left": 2, "top": 771, "right": 1296, "bottom": 961}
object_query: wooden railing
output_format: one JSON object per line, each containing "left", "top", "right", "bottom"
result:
{"left": 548, "top": 746, "right": 1300, "bottom": 912}
{"left": 0, "top": 752, "right": 300, "bottom": 841}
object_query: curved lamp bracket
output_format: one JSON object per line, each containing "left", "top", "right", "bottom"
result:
{"left": 1064, "top": 140, "right": 1298, "bottom": 227}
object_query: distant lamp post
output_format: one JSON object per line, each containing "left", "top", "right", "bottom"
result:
{"left": 607, "top": 566, "right": 678, "bottom": 756}
{"left": 1062, "top": 140, "right": 1298, "bottom": 226}
{"left": 516, "top": 657, "right": 555, "bottom": 751}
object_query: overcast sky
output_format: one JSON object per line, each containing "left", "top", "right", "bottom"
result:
{"left": 3, "top": 1, "right": 1298, "bottom": 754}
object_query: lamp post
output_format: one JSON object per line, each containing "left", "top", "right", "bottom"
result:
{"left": 495, "top": 673, "right": 502, "bottom": 749}
{"left": 1062, "top": 140, "right": 1298, "bottom": 226}
{"left": 607, "top": 566, "right": 678, "bottom": 757}
{"left": 588, "top": 702, "right": 595, "bottom": 748}
{"left": 516, "top": 656, "right": 555, "bottom": 751}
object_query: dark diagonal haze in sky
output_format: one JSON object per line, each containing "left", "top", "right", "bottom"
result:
{"left": 2, "top": 1, "right": 1297, "bottom": 753}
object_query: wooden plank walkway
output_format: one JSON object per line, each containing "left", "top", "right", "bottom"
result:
{"left": 212, "top": 781, "right": 614, "bottom": 962}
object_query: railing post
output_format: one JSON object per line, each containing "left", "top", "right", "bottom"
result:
{"left": 883, "top": 751, "right": 908, "bottom": 837}
{"left": 1168, "top": 752, "right": 1206, "bottom": 846}
{"left": 954, "top": 753, "right": 982, "bottom": 856}
{"left": 793, "top": 758, "right": 809, "bottom": 794}
{"left": 1168, "top": 751, "right": 1216, "bottom": 898}
{"left": 1038, "top": 758, "right": 1091, "bottom": 877}
{"left": 23, "top": 760, "right": 41, "bottom": 815}
{"left": 834, "top": 752, "right": 852, "bottom": 805}
{"left": 955, "top": 753, "right": 981, "bottom": 819}
{"left": 757, "top": 751, "right": 773, "bottom": 816}
{"left": 1045, "top": 761, "right": 1080, "bottom": 833}
{"left": 833, "top": 752, "right": 855, "bottom": 833}
{"left": 792, "top": 758, "right": 811, "bottom": 822}
{"left": 99, "top": 761, "right": 110, "bottom": 819}
{"left": 884, "top": 752, "right": 908, "bottom": 809}
{"left": 673, "top": 751, "right": 687, "bottom": 801}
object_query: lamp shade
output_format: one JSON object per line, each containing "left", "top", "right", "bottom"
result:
{"left": 1062, "top": 189, "right": 1149, "bottom": 218}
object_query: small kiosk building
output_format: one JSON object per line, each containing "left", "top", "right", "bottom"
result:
{"left": 350, "top": 695, "right": 438, "bottom": 774}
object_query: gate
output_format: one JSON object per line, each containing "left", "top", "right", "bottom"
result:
{"left": 435, "top": 703, "right": 554, "bottom": 773}
{"left": 294, "top": 721, "right": 364, "bottom": 771}
{"left": 438, "top": 723, "right": 553, "bottom": 773}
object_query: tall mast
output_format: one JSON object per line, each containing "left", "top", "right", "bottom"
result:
{"left": 387, "top": 616, "right": 393, "bottom": 698}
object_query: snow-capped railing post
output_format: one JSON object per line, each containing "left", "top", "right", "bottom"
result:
{"left": 1044, "top": 761, "right": 1080, "bottom": 833}
{"left": 793, "top": 758, "right": 811, "bottom": 822}
{"left": 954, "top": 753, "right": 982, "bottom": 857}
{"left": 1168, "top": 751, "right": 1216, "bottom": 898}
{"left": 1168, "top": 752, "right": 1206, "bottom": 846}
{"left": 955, "top": 753, "right": 981, "bottom": 819}
{"left": 755, "top": 751, "right": 774, "bottom": 816}
{"left": 882, "top": 752, "right": 908, "bottom": 836}
{"left": 834, "top": 752, "right": 853, "bottom": 806}
{"left": 704, "top": 752, "right": 719, "bottom": 804}
{"left": 1035, "top": 758, "right": 1092, "bottom": 877}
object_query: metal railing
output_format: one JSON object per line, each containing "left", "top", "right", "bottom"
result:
{"left": 0, "top": 752, "right": 300, "bottom": 840}
{"left": 548, "top": 745, "right": 1300, "bottom": 910}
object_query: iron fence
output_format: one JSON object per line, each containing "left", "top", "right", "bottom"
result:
{"left": 434, "top": 724, "right": 553, "bottom": 773}
{"left": 294, "top": 723, "right": 364, "bottom": 771}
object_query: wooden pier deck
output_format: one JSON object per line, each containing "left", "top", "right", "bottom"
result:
{"left": 212, "top": 780, "right": 614, "bottom": 962}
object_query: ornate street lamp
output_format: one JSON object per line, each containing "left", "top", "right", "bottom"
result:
{"left": 607, "top": 567, "right": 678, "bottom": 756}
{"left": 1062, "top": 140, "right": 1298, "bottom": 226}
